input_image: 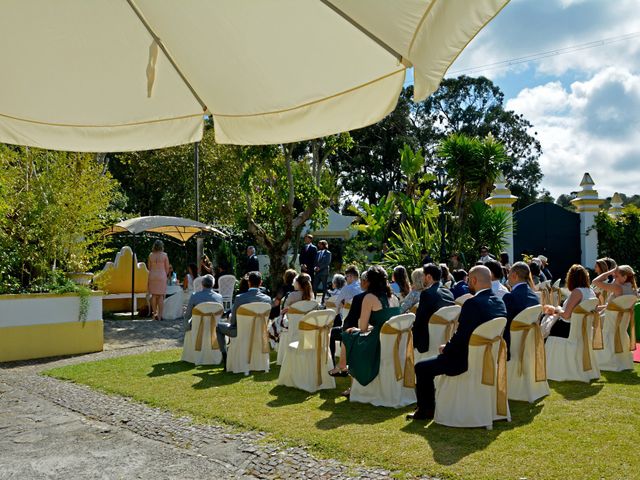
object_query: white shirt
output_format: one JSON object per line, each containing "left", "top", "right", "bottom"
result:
{"left": 491, "top": 280, "right": 509, "bottom": 299}
{"left": 335, "top": 280, "right": 362, "bottom": 306}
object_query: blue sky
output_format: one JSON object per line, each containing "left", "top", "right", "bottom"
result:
{"left": 410, "top": 0, "right": 640, "bottom": 199}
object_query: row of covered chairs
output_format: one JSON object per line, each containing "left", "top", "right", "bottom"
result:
{"left": 181, "top": 293, "right": 637, "bottom": 429}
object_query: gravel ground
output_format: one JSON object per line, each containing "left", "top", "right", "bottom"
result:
{"left": 0, "top": 318, "right": 428, "bottom": 480}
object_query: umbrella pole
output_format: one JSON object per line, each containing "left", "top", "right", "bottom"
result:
{"left": 131, "top": 233, "right": 136, "bottom": 320}
{"left": 194, "top": 141, "right": 200, "bottom": 222}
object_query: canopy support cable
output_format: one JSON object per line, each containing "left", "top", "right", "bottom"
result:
{"left": 319, "top": 0, "right": 412, "bottom": 68}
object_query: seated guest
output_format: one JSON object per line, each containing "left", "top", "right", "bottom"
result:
{"left": 592, "top": 264, "right": 637, "bottom": 302}
{"left": 328, "top": 273, "right": 347, "bottom": 297}
{"left": 421, "top": 249, "right": 434, "bottom": 267}
{"left": 485, "top": 259, "right": 509, "bottom": 299}
{"left": 216, "top": 271, "right": 271, "bottom": 362}
{"left": 449, "top": 252, "right": 465, "bottom": 271}
{"left": 537, "top": 255, "right": 553, "bottom": 282}
{"left": 329, "top": 265, "right": 369, "bottom": 377}
{"left": 440, "top": 264, "right": 453, "bottom": 286}
{"left": 185, "top": 274, "right": 223, "bottom": 331}
{"left": 400, "top": 268, "right": 426, "bottom": 313}
{"left": 500, "top": 252, "right": 511, "bottom": 279}
{"left": 541, "top": 264, "right": 596, "bottom": 339}
{"left": 270, "top": 269, "right": 297, "bottom": 320}
{"left": 390, "top": 265, "right": 411, "bottom": 301}
{"left": 450, "top": 269, "right": 470, "bottom": 299}
{"left": 281, "top": 273, "right": 314, "bottom": 312}
{"left": 340, "top": 266, "right": 400, "bottom": 397}
{"left": 183, "top": 263, "right": 198, "bottom": 292}
{"left": 413, "top": 263, "right": 455, "bottom": 354}
{"left": 502, "top": 262, "right": 540, "bottom": 359}
{"left": 478, "top": 246, "right": 495, "bottom": 263}
{"left": 408, "top": 266, "right": 507, "bottom": 420}
{"left": 529, "top": 261, "right": 543, "bottom": 286}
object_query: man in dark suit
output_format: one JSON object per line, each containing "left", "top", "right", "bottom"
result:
{"left": 313, "top": 239, "right": 332, "bottom": 301}
{"left": 413, "top": 263, "right": 455, "bottom": 354}
{"left": 244, "top": 246, "right": 260, "bottom": 274}
{"left": 216, "top": 271, "right": 271, "bottom": 362}
{"left": 502, "top": 261, "right": 540, "bottom": 359}
{"left": 299, "top": 234, "right": 317, "bottom": 281}
{"left": 408, "top": 266, "right": 507, "bottom": 420}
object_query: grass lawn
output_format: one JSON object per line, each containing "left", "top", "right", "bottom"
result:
{"left": 45, "top": 350, "right": 640, "bottom": 479}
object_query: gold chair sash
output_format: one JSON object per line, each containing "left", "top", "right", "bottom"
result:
{"left": 380, "top": 322, "right": 415, "bottom": 388}
{"left": 236, "top": 306, "right": 270, "bottom": 364}
{"left": 192, "top": 310, "right": 220, "bottom": 352}
{"left": 469, "top": 334, "right": 508, "bottom": 417}
{"left": 299, "top": 320, "right": 332, "bottom": 386}
{"left": 409, "top": 304, "right": 418, "bottom": 314}
{"left": 574, "top": 305, "right": 598, "bottom": 371}
{"left": 606, "top": 302, "right": 636, "bottom": 353}
{"left": 510, "top": 321, "right": 546, "bottom": 382}
{"left": 288, "top": 306, "right": 313, "bottom": 315}
{"left": 540, "top": 288, "right": 550, "bottom": 306}
{"left": 325, "top": 301, "right": 337, "bottom": 310}
{"left": 429, "top": 314, "right": 458, "bottom": 343}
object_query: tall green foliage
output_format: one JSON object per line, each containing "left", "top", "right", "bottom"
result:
{"left": 0, "top": 145, "right": 120, "bottom": 292}
{"left": 595, "top": 207, "right": 640, "bottom": 274}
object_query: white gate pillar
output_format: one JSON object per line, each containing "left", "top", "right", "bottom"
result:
{"left": 485, "top": 173, "right": 518, "bottom": 263}
{"left": 571, "top": 173, "right": 602, "bottom": 268}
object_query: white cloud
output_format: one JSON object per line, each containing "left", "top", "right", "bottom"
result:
{"left": 507, "top": 68, "right": 640, "bottom": 198}
{"left": 450, "top": 0, "right": 640, "bottom": 79}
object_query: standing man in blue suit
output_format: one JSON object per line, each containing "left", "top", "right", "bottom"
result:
{"left": 313, "top": 239, "right": 332, "bottom": 302}
{"left": 502, "top": 261, "right": 540, "bottom": 359}
{"left": 299, "top": 234, "right": 318, "bottom": 282}
{"left": 408, "top": 266, "right": 507, "bottom": 421}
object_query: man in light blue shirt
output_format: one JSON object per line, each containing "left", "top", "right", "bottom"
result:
{"left": 334, "top": 265, "right": 362, "bottom": 309}
{"left": 185, "top": 274, "right": 223, "bottom": 330}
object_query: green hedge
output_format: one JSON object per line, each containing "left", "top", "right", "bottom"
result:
{"left": 595, "top": 206, "right": 640, "bottom": 274}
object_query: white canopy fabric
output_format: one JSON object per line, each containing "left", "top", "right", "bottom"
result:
{"left": 303, "top": 208, "right": 357, "bottom": 240}
{"left": 0, "top": 0, "right": 509, "bottom": 151}
{"left": 107, "top": 216, "right": 224, "bottom": 243}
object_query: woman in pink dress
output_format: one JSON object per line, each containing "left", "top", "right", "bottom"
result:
{"left": 147, "top": 240, "right": 170, "bottom": 320}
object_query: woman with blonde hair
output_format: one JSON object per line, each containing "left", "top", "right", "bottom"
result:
{"left": 592, "top": 264, "right": 638, "bottom": 301}
{"left": 400, "top": 268, "right": 426, "bottom": 313}
{"left": 147, "top": 239, "right": 170, "bottom": 321}
{"left": 542, "top": 264, "right": 596, "bottom": 338}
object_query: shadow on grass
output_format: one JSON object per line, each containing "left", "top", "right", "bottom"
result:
{"left": 549, "top": 380, "right": 603, "bottom": 400}
{"left": 401, "top": 401, "right": 544, "bottom": 466}
{"left": 147, "top": 360, "right": 194, "bottom": 378}
{"left": 599, "top": 369, "right": 640, "bottom": 385}
{"left": 191, "top": 366, "right": 245, "bottom": 389}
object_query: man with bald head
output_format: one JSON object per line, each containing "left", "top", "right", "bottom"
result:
{"left": 408, "top": 265, "right": 507, "bottom": 421}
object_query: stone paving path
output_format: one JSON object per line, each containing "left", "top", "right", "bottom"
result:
{"left": 0, "top": 318, "right": 424, "bottom": 480}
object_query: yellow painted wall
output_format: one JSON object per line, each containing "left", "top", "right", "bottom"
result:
{"left": 0, "top": 320, "right": 103, "bottom": 362}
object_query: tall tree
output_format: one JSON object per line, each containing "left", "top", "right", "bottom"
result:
{"left": 411, "top": 76, "right": 543, "bottom": 208}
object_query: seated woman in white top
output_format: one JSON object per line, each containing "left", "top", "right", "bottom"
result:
{"left": 399, "top": 268, "right": 425, "bottom": 313}
{"left": 592, "top": 264, "right": 638, "bottom": 304}
{"left": 542, "top": 264, "right": 596, "bottom": 339}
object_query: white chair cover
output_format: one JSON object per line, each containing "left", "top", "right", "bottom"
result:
{"left": 455, "top": 293, "right": 473, "bottom": 306}
{"left": 350, "top": 313, "right": 416, "bottom": 408}
{"left": 414, "top": 305, "right": 461, "bottom": 363}
{"left": 324, "top": 295, "right": 339, "bottom": 310}
{"left": 595, "top": 294, "right": 636, "bottom": 371}
{"left": 277, "top": 309, "right": 336, "bottom": 393}
{"left": 506, "top": 305, "right": 549, "bottom": 402}
{"left": 341, "top": 300, "right": 352, "bottom": 321}
{"left": 181, "top": 302, "right": 224, "bottom": 365}
{"left": 435, "top": 317, "right": 510, "bottom": 429}
{"left": 226, "top": 302, "right": 272, "bottom": 375}
{"left": 217, "top": 274, "right": 237, "bottom": 310}
{"left": 545, "top": 298, "right": 600, "bottom": 382}
{"left": 276, "top": 300, "right": 319, "bottom": 365}
{"left": 193, "top": 276, "right": 204, "bottom": 293}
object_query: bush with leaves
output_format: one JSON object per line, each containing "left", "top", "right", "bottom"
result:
{"left": 0, "top": 145, "right": 120, "bottom": 292}
{"left": 595, "top": 207, "right": 640, "bottom": 274}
